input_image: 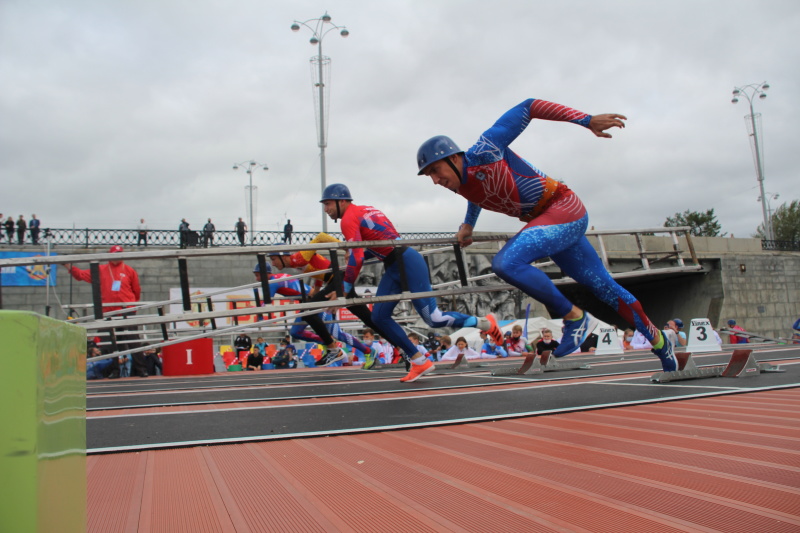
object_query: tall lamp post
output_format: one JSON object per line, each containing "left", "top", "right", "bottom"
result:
{"left": 731, "top": 81, "right": 771, "bottom": 240}
{"left": 291, "top": 12, "right": 349, "bottom": 233}
{"left": 232, "top": 160, "right": 268, "bottom": 245}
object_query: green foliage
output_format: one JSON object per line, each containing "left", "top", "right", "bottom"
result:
{"left": 754, "top": 200, "right": 800, "bottom": 242}
{"left": 664, "top": 208, "right": 726, "bottom": 237}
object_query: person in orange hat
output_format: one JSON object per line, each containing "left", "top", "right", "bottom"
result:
{"left": 63, "top": 245, "right": 141, "bottom": 314}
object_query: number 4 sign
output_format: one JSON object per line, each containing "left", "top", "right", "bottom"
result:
{"left": 594, "top": 327, "right": 623, "bottom": 355}
{"left": 686, "top": 318, "right": 722, "bottom": 353}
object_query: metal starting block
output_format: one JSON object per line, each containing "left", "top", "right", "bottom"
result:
{"left": 491, "top": 351, "right": 591, "bottom": 376}
{"left": 651, "top": 349, "right": 784, "bottom": 383}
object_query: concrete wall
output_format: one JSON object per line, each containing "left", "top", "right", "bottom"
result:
{"left": 2, "top": 238, "right": 798, "bottom": 341}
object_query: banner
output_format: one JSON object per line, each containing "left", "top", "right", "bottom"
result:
{"left": 0, "top": 252, "right": 58, "bottom": 287}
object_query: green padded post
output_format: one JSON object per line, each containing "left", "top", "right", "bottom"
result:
{"left": 0, "top": 311, "right": 86, "bottom": 533}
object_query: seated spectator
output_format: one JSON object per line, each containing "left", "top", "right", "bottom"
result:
{"left": 535, "top": 328, "right": 560, "bottom": 355}
{"left": 481, "top": 336, "right": 507, "bottom": 358}
{"left": 408, "top": 332, "right": 430, "bottom": 361}
{"left": 665, "top": 319, "right": 687, "bottom": 347}
{"left": 254, "top": 337, "right": 268, "bottom": 358}
{"left": 580, "top": 333, "right": 598, "bottom": 353}
{"left": 118, "top": 354, "right": 131, "bottom": 377}
{"left": 472, "top": 330, "right": 488, "bottom": 353}
{"left": 621, "top": 328, "right": 635, "bottom": 351}
{"left": 423, "top": 332, "right": 441, "bottom": 361}
{"left": 144, "top": 348, "right": 163, "bottom": 376}
{"left": 272, "top": 340, "right": 298, "bottom": 368}
{"left": 246, "top": 349, "right": 264, "bottom": 371}
{"left": 436, "top": 335, "right": 452, "bottom": 360}
{"left": 439, "top": 336, "right": 481, "bottom": 361}
{"left": 631, "top": 330, "right": 652, "bottom": 350}
{"left": 505, "top": 324, "right": 529, "bottom": 357}
{"left": 376, "top": 335, "right": 394, "bottom": 364}
{"left": 233, "top": 333, "right": 253, "bottom": 365}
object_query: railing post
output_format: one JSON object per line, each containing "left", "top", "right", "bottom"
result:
{"left": 453, "top": 244, "right": 469, "bottom": 287}
{"left": 634, "top": 233, "right": 650, "bottom": 270}
{"left": 256, "top": 254, "right": 271, "bottom": 305}
{"left": 596, "top": 234, "right": 610, "bottom": 269}
{"left": 178, "top": 258, "right": 191, "bottom": 311}
{"left": 89, "top": 261, "right": 103, "bottom": 319}
{"left": 670, "top": 230, "right": 686, "bottom": 267}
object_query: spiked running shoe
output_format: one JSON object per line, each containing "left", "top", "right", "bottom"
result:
{"left": 317, "top": 347, "right": 344, "bottom": 367}
{"left": 481, "top": 314, "right": 505, "bottom": 346}
{"left": 400, "top": 359, "right": 435, "bottom": 383}
{"left": 552, "top": 311, "right": 599, "bottom": 357}
{"left": 652, "top": 332, "right": 678, "bottom": 372}
{"left": 361, "top": 348, "right": 378, "bottom": 370}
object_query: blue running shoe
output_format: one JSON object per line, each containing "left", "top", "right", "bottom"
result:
{"left": 652, "top": 332, "right": 678, "bottom": 371}
{"left": 552, "top": 312, "right": 599, "bottom": 357}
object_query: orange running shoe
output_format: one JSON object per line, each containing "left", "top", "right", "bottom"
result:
{"left": 484, "top": 314, "right": 504, "bottom": 346}
{"left": 399, "top": 359, "right": 435, "bottom": 382}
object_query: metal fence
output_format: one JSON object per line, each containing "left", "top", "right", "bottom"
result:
{"left": 33, "top": 228, "right": 455, "bottom": 248}
{"left": 761, "top": 239, "right": 800, "bottom": 252}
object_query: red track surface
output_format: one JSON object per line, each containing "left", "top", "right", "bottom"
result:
{"left": 88, "top": 387, "right": 800, "bottom": 532}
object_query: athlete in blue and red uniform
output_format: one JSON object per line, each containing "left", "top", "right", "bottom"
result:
{"left": 416, "top": 98, "right": 677, "bottom": 371}
{"left": 320, "top": 183, "right": 504, "bottom": 382}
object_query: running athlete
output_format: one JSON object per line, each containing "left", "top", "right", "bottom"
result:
{"left": 416, "top": 98, "right": 677, "bottom": 371}
{"left": 253, "top": 261, "right": 348, "bottom": 366}
{"left": 268, "top": 241, "right": 386, "bottom": 368}
{"left": 320, "top": 183, "right": 504, "bottom": 382}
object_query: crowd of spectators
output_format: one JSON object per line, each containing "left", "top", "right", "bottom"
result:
{"left": 1, "top": 213, "right": 43, "bottom": 245}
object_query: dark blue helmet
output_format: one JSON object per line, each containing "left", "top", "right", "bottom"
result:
{"left": 268, "top": 244, "right": 292, "bottom": 256}
{"left": 417, "top": 135, "right": 462, "bottom": 175}
{"left": 673, "top": 318, "right": 684, "bottom": 329}
{"left": 253, "top": 262, "right": 272, "bottom": 274}
{"left": 320, "top": 183, "right": 352, "bottom": 202}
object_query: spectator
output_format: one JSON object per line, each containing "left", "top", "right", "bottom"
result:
{"left": 272, "top": 340, "right": 298, "bottom": 368}
{"left": 118, "top": 353, "right": 131, "bottom": 377}
{"left": 481, "top": 336, "right": 508, "bottom": 358}
{"left": 137, "top": 218, "right": 148, "bottom": 246}
{"left": 254, "top": 337, "right": 268, "bottom": 359}
{"left": 407, "top": 332, "right": 430, "bottom": 361}
{"left": 423, "top": 332, "right": 441, "bottom": 360}
{"left": 436, "top": 335, "right": 452, "bottom": 360}
{"left": 144, "top": 348, "right": 163, "bottom": 376}
{"left": 621, "top": 328, "right": 635, "bottom": 351}
{"left": 64, "top": 245, "right": 147, "bottom": 376}
{"left": 3, "top": 216, "right": 13, "bottom": 243}
{"left": 246, "top": 341, "right": 264, "bottom": 371}
{"left": 505, "top": 324, "right": 529, "bottom": 357}
{"left": 727, "top": 319, "right": 749, "bottom": 344}
{"left": 64, "top": 245, "right": 141, "bottom": 315}
{"left": 233, "top": 333, "right": 252, "bottom": 364}
{"left": 29, "top": 214, "right": 41, "bottom": 244}
{"left": 665, "top": 319, "right": 687, "bottom": 347}
{"left": 631, "top": 330, "right": 652, "bottom": 350}
{"left": 471, "top": 330, "right": 488, "bottom": 353}
{"left": 362, "top": 329, "right": 382, "bottom": 360}
{"left": 235, "top": 217, "right": 247, "bottom": 246}
{"left": 440, "top": 336, "right": 481, "bottom": 361}
{"left": 179, "top": 218, "right": 190, "bottom": 249}
{"left": 16, "top": 215, "right": 26, "bottom": 244}
{"left": 579, "top": 333, "right": 598, "bottom": 353}
{"left": 283, "top": 219, "right": 293, "bottom": 244}
{"left": 203, "top": 218, "right": 215, "bottom": 247}
{"left": 535, "top": 328, "right": 560, "bottom": 355}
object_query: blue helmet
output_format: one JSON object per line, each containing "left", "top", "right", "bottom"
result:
{"left": 253, "top": 262, "right": 272, "bottom": 274}
{"left": 417, "top": 135, "right": 462, "bottom": 175}
{"left": 320, "top": 183, "right": 352, "bottom": 202}
{"left": 673, "top": 318, "right": 684, "bottom": 329}
{"left": 268, "top": 244, "right": 292, "bottom": 256}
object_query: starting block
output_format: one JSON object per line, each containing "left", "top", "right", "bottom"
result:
{"left": 492, "top": 351, "right": 591, "bottom": 376}
{"left": 651, "top": 349, "right": 784, "bottom": 383}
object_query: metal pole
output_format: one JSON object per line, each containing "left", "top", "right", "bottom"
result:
{"left": 249, "top": 164, "right": 254, "bottom": 245}
{"left": 318, "top": 40, "right": 327, "bottom": 233}
{"left": 748, "top": 107, "right": 770, "bottom": 240}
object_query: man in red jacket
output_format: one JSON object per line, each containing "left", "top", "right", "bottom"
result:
{"left": 64, "top": 245, "right": 145, "bottom": 377}
{"left": 65, "top": 245, "right": 141, "bottom": 313}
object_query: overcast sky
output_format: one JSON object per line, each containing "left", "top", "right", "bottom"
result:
{"left": 1, "top": 0, "right": 797, "bottom": 239}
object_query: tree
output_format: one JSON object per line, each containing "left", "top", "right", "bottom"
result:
{"left": 754, "top": 200, "right": 800, "bottom": 242}
{"left": 664, "top": 208, "right": 726, "bottom": 237}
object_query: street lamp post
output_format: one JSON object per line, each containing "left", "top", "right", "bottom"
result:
{"left": 291, "top": 12, "right": 349, "bottom": 233}
{"left": 731, "top": 81, "right": 771, "bottom": 240}
{"left": 232, "top": 160, "right": 269, "bottom": 245}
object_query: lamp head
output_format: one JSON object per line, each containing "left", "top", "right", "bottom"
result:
{"left": 340, "top": 28, "right": 349, "bottom": 37}
{"left": 731, "top": 97, "right": 739, "bottom": 104}
{"left": 322, "top": 13, "right": 331, "bottom": 22}
{"left": 291, "top": 23, "right": 300, "bottom": 32}
{"left": 232, "top": 165, "right": 238, "bottom": 170}
{"left": 310, "top": 36, "right": 318, "bottom": 45}
{"left": 761, "top": 82, "right": 770, "bottom": 90}
{"left": 759, "top": 93, "right": 767, "bottom": 100}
